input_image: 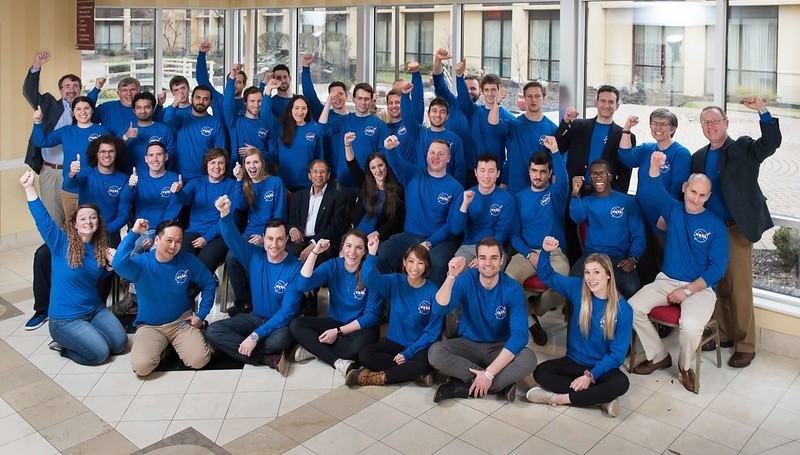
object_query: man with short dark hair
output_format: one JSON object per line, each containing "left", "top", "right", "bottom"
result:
{"left": 113, "top": 218, "right": 217, "bottom": 376}
{"left": 120, "top": 92, "right": 177, "bottom": 174}
{"left": 428, "top": 238, "right": 537, "bottom": 403}
{"left": 265, "top": 63, "right": 293, "bottom": 117}
{"left": 197, "top": 41, "right": 246, "bottom": 128}
{"left": 224, "top": 64, "right": 277, "bottom": 165}
{"left": 91, "top": 77, "right": 165, "bottom": 137}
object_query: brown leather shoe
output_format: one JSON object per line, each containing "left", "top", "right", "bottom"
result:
{"left": 701, "top": 339, "right": 734, "bottom": 352}
{"left": 728, "top": 351, "right": 755, "bottom": 368}
{"left": 678, "top": 366, "right": 696, "bottom": 392}
{"left": 632, "top": 354, "right": 673, "bottom": 375}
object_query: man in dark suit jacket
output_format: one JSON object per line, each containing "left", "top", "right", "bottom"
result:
{"left": 691, "top": 97, "right": 781, "bottom": 368}
{"left": 555, "top": 85, "right": 635, "bottom": 265}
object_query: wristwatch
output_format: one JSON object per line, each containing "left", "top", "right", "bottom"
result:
{"left": 249, "top": 332, "right": 259, "bottom": 342}
{"left": 423, "top": 241, "right": 432, "bottom": 249}
{"left": 336, "top": 327, "right": 343, "bottom": 338}
{"left": 682, "top": 286, "right": 693, "bottom": 297}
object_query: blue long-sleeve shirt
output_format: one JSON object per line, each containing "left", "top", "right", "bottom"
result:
{"left": 432, "top": 73, "right": 476, "bottom": 168}
{"left": 223, "top": 77, "right": 277, "bottom": 165}
{"left": 538, "top": 250, "right": 633, "bottom": 379}
{"left": 232, "top": 176, "right": 288, "bottom": 235}
{"left": 322, "top": 113, "right": 389, "bottom": 188}
{"left": 384, "top": 145, "right": 462, "bottom": 245}
{"left": 510, "top": 151, "right": 569, "bottom": 255}
{"left": 28, "top": 198, "right": 108, "bottom": 319}
{"left": 196, "top": 50, "right": 244, "bottom": 129}
{"left": 172, "top": 176, "right": 236, "bottom": 241}
{"left": 163, "top": 109, "right": 226, "bottom": 180}
{"left": 449, "top": 186, "right": 515, "bottom": 245}
{"left": 491, "top": 115, "right": 559, "bottom": 193}
{"left": 643, "top": 174, "right": 729, "bottom": 286}
{"left": 432, "top": 269, "right": 529, "bottom": 355}
{"left": 456, "top": 76, "right": 515, "bottom": 168}
{"left": 618, "top": 141, "right": 691, "bottom": 232}
{"left": 120, "top": 122, "right": 178, "bottom": 174}
{"left": 570, "top": 191, "right": 646, "bottom": 259}
{"left": 297, "top": 257, "right": 383, "bottom": 330}
{"left": 113, "top": 231, "right": 216, "bottom": 326}
{"left": 65, "top": 168, "right": 131, "bottom": 234}
{"left": 362, "top": 255, "right": 442, "bottom": 360}
{"left": 122, "top": 171, "right": 181, "bottom": 226}
{"left": 32, "top": 122, "right": 110, "bottom": 191}
{"left": 220, "top": 214, "right": 303, "bottom": 338}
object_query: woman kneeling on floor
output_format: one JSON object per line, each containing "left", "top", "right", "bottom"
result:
{"left": 526, "top": 236, "right": 632, "bottom": 417}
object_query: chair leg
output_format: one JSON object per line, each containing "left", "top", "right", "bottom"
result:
{"left": 220, "top": 262, "right": 229, "bottom": 313}
{"left": 628, "top": 331, "right": 638, "bottom": 372}
{"left": 694, "top": 342, "right": 701, "bottom": 394}
{"left": 713, "top": 322, "right": 722, "bottom": 368}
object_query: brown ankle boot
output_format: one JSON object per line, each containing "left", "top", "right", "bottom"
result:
{"left": 358, "top": 369, "right": 386, "bottom": 386}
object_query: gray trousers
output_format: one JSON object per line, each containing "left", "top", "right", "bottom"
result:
{"left": 428, "top": 338, "right": 537, "bottom": 393}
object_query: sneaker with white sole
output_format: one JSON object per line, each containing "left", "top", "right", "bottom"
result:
{"left": 525, "top": 386, "right": 556, "bottom": 405}
{"left": 598, "top": 399, "right": 620, "bottom": 418}
{"left": 334, "top": 358, "right": 354, "bottom": 377}
{"left": 291, "top": 345, "right": 316, "bottom": 362}
{"left": 25, "top": 313, "right": 48, "bottom": 331}
{"left": 48, "top": 341, "right": 63, "bottom": 352}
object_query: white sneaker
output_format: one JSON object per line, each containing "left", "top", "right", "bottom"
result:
{"left": 48, "top": 340, "right": 63, "bottom": 352}
{"left": 598, "top": 399, "right": 620, "bottom": 417}
{"left": 292, "top": 345, "right": 316, "bottom": 362}
{"left": 525, "top": 386, "right": 555, "bottom": 405}
{"left": 334, "top": 359, "right": 354, "bottom": 377}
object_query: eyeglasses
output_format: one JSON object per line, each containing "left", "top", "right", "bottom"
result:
{"left": 590, "top": 171, "right": 610, "bottom": 178}
{"left": 700, "top": 118, "right": 725, "bottom": 126}
{"left": 650, "top": 121, "right": 671, "bottom": 128}
{"left": 97, "top": 149, "right": 117, "bottom": 155}
{"left": 354, "top": 96, "right": 372, "bottom": 102}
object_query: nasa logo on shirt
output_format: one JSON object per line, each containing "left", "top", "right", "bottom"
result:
{"left": 610, "top": 206, "right": 625, "bottom": 219}
{"left": 353, "top": 286, "right": 367, "bottom": 300}
{"left": 599, "top": 318, "right": 606, "bottom": 330}
{"left": 418, "top": 300, "right": 432, "bottom": 315}
{"left": 540, "top": 193, "right": 551, "bottom": 206}
{"left": 149, "top": 136, "right": 162, "bottom": 144}
{"left": 107, "top": 185, "right": 121, "bottom": 197}
{"left": 263, "top": 190, "right": 275, "bottom": 202}
{"left": 397, "top": 126, "right": 407, "bottom": 136}
{"left": 274, "top": 280, "right": 287, "bottom": 294}
{"left": 603, "top": 136, "right": 608, "bottom": 144}
{"left": 305, "top": 132, "right": 316, "bottom": 141}
{"left": 364, "top": 126, "right": 376, "bottom": 136}
{"left": 160, "top": 186, "right": 172, "bottom": 198}
{"left": 693, "top": 229, "right": 711, "bottom": 243}
{"left": 437, "top": 193, "right": 452, "bottom": 205}
{"left": 200, "top": 126, "right": 214, "bottom": 137}
{"left": 88, "top": 133, "right": 101, "bottom": 142}
{"left": 538, "top": 135, "right": 548, "bottom": 146}
{"left": 175, "top": 269, "right": 189, "bottom": 284}
{"left": 258, "top": 128, "right": 268, "bottom": 139}
{"left": 495, "top": 305, "right": 507, "bottom": 320}
{"left": 660, "top": 162, "right": 671, "bottom": 173}
{"left": 489, "top": 204, "right": 503, "bottom": 217}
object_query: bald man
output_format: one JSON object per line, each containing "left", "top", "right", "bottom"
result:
{"left": 629, "top": 152, "right": 728, "bottom": 393}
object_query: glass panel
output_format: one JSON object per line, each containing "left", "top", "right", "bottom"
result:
{"left": 239, "top": 8, "right": 291, "bottom": 93}
{"left": 298, "top": 6, "right": 358, "bottom": 97}
{"left": 81, "top": 8, "right": 155, "bottom": 100}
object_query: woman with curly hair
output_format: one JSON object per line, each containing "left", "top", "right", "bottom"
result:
{"left": 20, "top": 170, "right": 127, "bottom": 365}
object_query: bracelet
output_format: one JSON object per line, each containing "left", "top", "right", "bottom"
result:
{"left": 446, "top": 273, "right": 456, "bottom": 280}
{"left": 622, "top": 130, "right": 631, "bottom": 134}
{"left": 309, "top": 251, "right": 318, "bottom": 256}
{"left": 336, "top": 327, "right": 343, "bottom": 338}
{"left": 583, "top": 369, "right": 595, "bottom": 384}
{"left": 483, "top": 369, "right": 495, "bottom": 381}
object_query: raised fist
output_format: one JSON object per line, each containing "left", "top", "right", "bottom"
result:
{"left": 542, "top": 236, "right": 559, "bottom": 252}
{"left": 344, "top": 131, "right": 356, "bottom": 148}
{"left": 407, "top": 62, "right": 420, "bottom": 73}
{"left": 564, "top": 107, "right": 579, "bottom": 123}
{"left": 542, "top": 136, "right": 558, "bottom": 153}
{"left": 434, "top": 48, "right": 452, "bottom": 61}
{"left": 19, "top": 170, "right": 35, "bottom": 189}
{"left": 199, "top": 42, "right": 212, "bottom": 53}
{"left": 302, "top": 53, "right": 314, "bottom": 67}
{"left": 32, "top": 106, "right": 43, "bottom": 124}
{"left": 233, "top": 162, "right": 243, "bottom": 180}
{"left": 95, "top": 77, "right": 107, "bottom": 90}
{"left": 132, "top": 218, "right": 150, "bottom": 235}
{"left": 384, "top": 135, "right": 399, "bottom": 150}
{"left": 625, "top": 115, "right": 639, "bottom": 129}
{"left": 571, "top": 175, "right": 585, "bottom": 196}
{"left": 33, "top": 51, "right": 51, "bottom": 69}
{"left": 401, "top": 82, "right": 413, "bottom": 95}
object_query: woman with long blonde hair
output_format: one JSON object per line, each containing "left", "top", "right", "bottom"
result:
{"left": 20, "top": 170, "right": 127, "bottom": 365}
{"left": 526, "top": 236, "right": 633, "bottom": 417}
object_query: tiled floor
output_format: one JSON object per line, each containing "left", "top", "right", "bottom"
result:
{"left": 1, "top": 233, "right": 800, "bottom": 454}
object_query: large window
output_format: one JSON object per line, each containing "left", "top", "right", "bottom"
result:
{"left": 632, "top": 24, "right": 685, "bottom": 93}
{"left": 482, "top": 10, "right": 512, "bottom": 78}
{"left": 727, "top": 6, "right": 778, "bottom": 100}
{"left": 298, "top": 7, "right": 358, "bottom": 90}
{"left": 239, "top": 9, "right": 291, "bottom": 91}
{"left": 404, "top": 12, "right": 434, "bottom": 66}
{"left": 376, "top": 8, "right": 393, "bottom": 74}
{"left": 528, "top": 10, "right": 559, "bottom": 82}
{"left": 161, "top": 9, "right": 226, "bottom": 98}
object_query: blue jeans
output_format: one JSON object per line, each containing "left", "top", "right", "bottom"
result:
{"left": 377, "top": 232, "right": 459, "bottom": 286}
{"left": 48, "top": 306, "right": 128, "bottom": 365}
{"left": 570, "top": 253, "right": 641, "bottom": 299}
{"left": 205, "top": 313, "right": 293, "bottom": 364}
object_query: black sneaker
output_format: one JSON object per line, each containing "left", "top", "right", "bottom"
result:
{"left": 529, "top": 313, "right": 548, "bottom": 346}
{"left": 227, "top": 302, "right": 252, "bottom": 317}
{"left": 433, "top": 378, "right": 470, "bottom": 403}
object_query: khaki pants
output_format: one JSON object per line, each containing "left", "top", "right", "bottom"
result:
{"left": 629, "top": 273, "right": 716, "bottom": 370}
{"left": 61, "top": 190, "right": 79, "bottom": 222}
{"left": 131, "top": 310, "right": 211, "bottom": 376}
{"left": 39, "top": 166, "right": 65, "bottom": 228}
{"left": 715, "top": 225, "right": 756, "bottom": 353}
{"left": 506, "top": 247, "right": 570, "bottom": 316}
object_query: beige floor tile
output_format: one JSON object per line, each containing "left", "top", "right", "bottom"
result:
{"left": 173, "top": 392, "right": 233, "bottom": 420}
{"left": 433, "top": 438, "right": 488, "bottom": 455}
{"left": 215, "top": 417, "right": 272, "bottom": 446}
{"left": 706, "top": 390, "right": 773, "bottom": 427}
{"left": 610, "top": 412, "right": 681, "bottom": 453}
{"left": 776, "top": 384, "right": 800, "bottom": 415}
{"left": 0, "top": 397, "right": 14, "bottom": 419}
{"left": 284, "top": 364, "right": 336, "bottom": 391}
{"left": 237, "top": 366, "right": 288, "bottom": 392}
{"left": 344, "top": 401, "right": 414, "bottom": 440}
{"left": 188, "top": 369, "right": 243, "bottom": 393}
{"left": 458, "top": 416, "right": 531, "bottom": 454}
{"left": 356, "top": 382, "right": 402, "bottom": 400}
{"left": 685, "top": 409, "right": 757, "bottom": 450}
{"left": 309, "top": 386, "right": 376, "bottom": 420}
{"left": 268, "top": 404, "right": 338, "bottom": 443}
{"left": 359, "top": 441, "right": 404, "bottom": 455}
{"left": 278, "top": 389, "right": 329, "bottom": 416}
{"left": 382, "top": 419, "right": 453, "bottom": 455}
{"left": 226, "top": 391, "right": 282, "bottom": 419}
{"left": 419, "top": 399, "right": 486, "bottom": 437}
{"left": 616, "top": 382, "right": 654, "bottom": 411}
{"left": 60, "top": 429, "right": 138, "bottom": 455}
{"left": 625, "top": 367, "right": 673, "bottom": 392}
{"left": 0, "top": 413, "right": 36, "bottom": 446}
{"left": 740, "top": 428, "right": 792, "bottom": 455}
{"left": 562, "top": 404, "right": 631, "bottom": 432}
{"left": 758, "top": 440, "right": 800, "bottom": 455}
{"left": 26, "top": 352, "right": 69, "bottom": 377}
{"left": 725, "top": 373, "right": 788, "bottom": 407}
{"left": 223, "top": 423, "right": 297, "bottom": 455}
{"left": 165, "top": 418, "right": 224, "bottom": 443}
{"left": 666, "top": 431, "right": 738, "bottom": 455}
{"left": 536, "top": 413, "right": 607, "bottom": 454}
{"left": 759, "top": 407, "right": 800, "bottom": 440}
{"left": 0, "top": 431, "right": 59, "bottom": 455}
{"left": 87, "top": 371, "right": 145, "bottom": 396}
{"left": 0, "top": 358, "right": 47, "bottom": 394}
{"left": 283, "top": 444, "right": 316, "bottom": 455}
{"left": 510, "top": 435, "right": 574, "bottom": 455}
{"left": 586, "top": 433, "right": 658, "bottom": 455}
{"left": 0, "top": 377, "right": 65, "bottom": 411}
{"left": 491, "top": 400, "right": 561, "bottom": 434}
{"left": 654, "top": 376, "right": 721, "bottom": 408}
{"left": 1, "top": 287, "right": 33, "bottom": 305}
{"left": 82, "top": 395, "right": 135, "bottom": 424}
{"left": 737, "top": 351, "right": 800, "bottom": 388}
{"left": 52, "top": 372, "right": 102, "bottom": 399}
{"left": 104, "top": 354, "right": 134, "bottom": 373}
{"left": 114, "top": 420, "right": 170, "bottom": 449}
{"left": 635, "top": 391, "right": 703, "bottom": 429}
{"left": 19, "top": 393, "right": 87, "bottom": 430}
{"left": 39, "top": 411, "right": 113, "bottom": 451}
{"left": 55, "top": 356, "right": 111, "bottom": 375}
{"left": 381, "top": 383, "right": 437, "bottom": 417}
{"left": 458, "top": 393, "right": 510, "bottom": 415}
{"left": 138, "top": 370, "right": 196, "bottom": 395}
{"left": 301, "top": 422, "right": 376, "bottom": 455}
{"left": 120, "top": 393, "right": 183, "bottom": 422}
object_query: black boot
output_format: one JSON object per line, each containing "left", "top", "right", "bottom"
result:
{"left": 433, "top": 378, "right": 470, "bottom": 403}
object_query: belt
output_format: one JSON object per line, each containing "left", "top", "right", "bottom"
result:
{"left": 42, "top": 161, "right": 64, "bottom": 170}
{"left": 724, "top": 218, "right": 736, "bottom": 227}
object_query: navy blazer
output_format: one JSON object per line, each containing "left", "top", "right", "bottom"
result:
{"left": 23, "top": 68, "right": 69, "bottom": 173}
{"left": 288, "top": 185, "right": 347, "bottom": 252}
{"left": 691, "top": 118, "right": 781, "bottom": 243}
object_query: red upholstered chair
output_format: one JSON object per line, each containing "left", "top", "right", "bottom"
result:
{"left": 522, "top": 275, "right": 548, "bottom": 299}
{"left": 628, "top": 305, "right": 721, "bottom": 393}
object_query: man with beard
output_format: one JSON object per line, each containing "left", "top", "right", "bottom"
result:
{"left": 120, "top": 92, "right": 177, "bottom": 174}
{"left": 224, "top": 64, "right": 277, "bottom": 165}
{"left": 264, "top": 64, "right": 294, "bottom": 118}
{"left": 428, "top": 238, "right": 537, "bottom": 403}
{"left": 163, "top": 85, "right": 226, "bottom": 180}
{"left": 113, "top": 218, "right": 217, "bottom": 376}
{"left": 90, "top": 77, "right": 165, "bottom": 137}
{"left": 197, "top": 42, "right": 245, "bottom": 127}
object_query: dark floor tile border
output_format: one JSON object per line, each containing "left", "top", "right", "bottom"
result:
{"left": 134, "top": 427, "right": 230, "bottom": 454}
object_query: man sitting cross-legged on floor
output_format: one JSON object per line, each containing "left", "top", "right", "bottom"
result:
{"left": 112, "top": 218, "right": 217, "bottom": 376}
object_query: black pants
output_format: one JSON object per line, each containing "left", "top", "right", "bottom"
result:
{"left": 181, "top": 233, "right": 229, "bottom": 272}
{"left": 533, "top": 356, "right": 629, "bottom": 406}
{"left": 637, "top": 230, "right": 666, "bottom": 286}
{"left": 289, "top": 316, "right": 379, "bottom": 367}
{"left": 358, "top": 339, "right": 431, "bottom": 384}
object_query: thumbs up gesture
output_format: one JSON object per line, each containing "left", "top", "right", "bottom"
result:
{"left": 170, "top": 174, "right": 183, "bottom": 193}
{"left": 128, "top": 167, "right": 139, "bottom": 187}
{"left": 233, "top": 162, "right": 243, "bottom": 181}
{"left": 69, "top": 154, "right": 81, "bottom": 178}
{"left": 124, "top": 122, "right": 138, "bottom": 140}
{"left": 455, "top": 58, "right": 466, "bottom": 77}
{"left": 33, "top": 106, "right": 43, "bottom": 124}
